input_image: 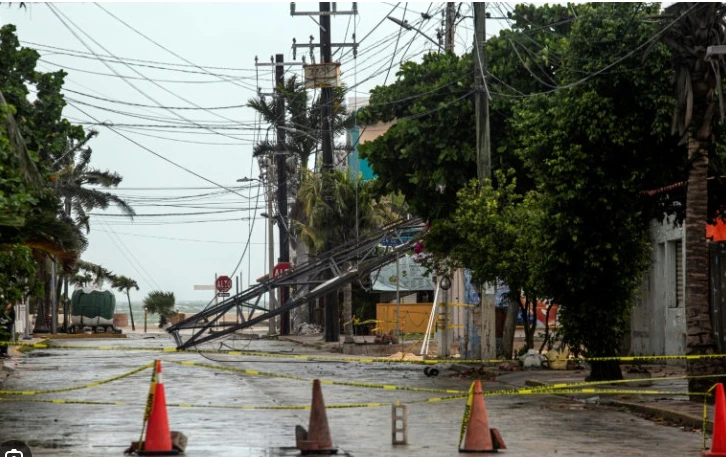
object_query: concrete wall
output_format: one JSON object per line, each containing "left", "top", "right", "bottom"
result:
{"left": 629, "top": 215, "right": 686, "bottom": 358}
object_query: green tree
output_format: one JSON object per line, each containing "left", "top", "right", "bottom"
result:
{"left": 0, "top": 244, "right": 38, "bottom": 305}
{"left": 112, "top": 275, "right": 138, "bottom": 331}
{"left": 663, "top": 2, "right": 726, "bottom": 398}
{"left": 427, "top": 171, "right": 545, "bottom": 357}
{"left": 0, "top": 26, "right": 133, "bottom": 332}
{"left": 512, "top": 3, "right": 681, "bottom": 380}
{"left": 357, "top": 52, "right": 476, "bottom": 222}
{"left": 143, "top": 291, "right": 175, "bottom": 328}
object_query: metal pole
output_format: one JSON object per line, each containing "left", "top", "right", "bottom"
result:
{"left": 276, "top": 53, "right": 291, "bottom": 336}
{"left": 266, "top": 162, "right": 277, "bottom": 335}
{"left": 51, "top": 259, "right": 57, "bottom": 334}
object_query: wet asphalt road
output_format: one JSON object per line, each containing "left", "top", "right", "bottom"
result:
{"left": 0, "top": 333, "right": 707, "bottom": 457}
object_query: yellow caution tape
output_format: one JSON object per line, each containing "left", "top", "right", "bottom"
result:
{"left": 458, "top": 381, "right": 475, "bottom": 449}
{"left": 0, "top": 362, "right": 153, "bottom": 396}
{"left": 583, "top": 354, "right": 726, "bottom": 362}
{"left": 2, "top": 341, "right": 506, "bottom": 364}
{"left": 170, "top": 360, "right": 467, "bottom": 395}
{"left": 520, "top": 373, "right": 726, "bottom": 393}
{"left": 12, "top": 341, "right": 726, "bottom": 364}
{"left": 704, "top": 383, "right": 718, "bottom": 450}
{"left": 139, "top": 360, "right": 159, "bottom": 448}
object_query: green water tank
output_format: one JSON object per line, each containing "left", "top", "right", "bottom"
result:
{"left": 70, "top": 289, "right": 116, "bottom": 331}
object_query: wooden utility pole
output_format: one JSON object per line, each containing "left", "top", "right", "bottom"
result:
{"left": 319, "top": 2, "right": 340, "bottom": 342}
{"left": 445, "top": 2, "right": 456, "bottom": 52}
{"left": 275, "top": 53, "right": 291, "bottom": 335}
{"left": 474, "top": 2, "right": 496, "bottom": 361}
{"left": 290, "top": 1, "right": 357, "bottom": 342}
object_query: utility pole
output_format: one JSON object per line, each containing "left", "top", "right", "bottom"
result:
{"left": 291, "top": 1, "right": 357, "bottom": 342}
{"left": 474, "top": 2, "right": 496, "bottom": 361}
{"left": 276, "top": 54, "right": 291, "bottom": 336}
{"left": 319, "top": 2, "right": 339, "bottom": 343}
{"left": 445, "top": 2, "right": 456, "bottom": 52}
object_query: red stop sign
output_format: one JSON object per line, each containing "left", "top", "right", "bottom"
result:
{"left": 215, "top": 275, "right": 232, "bottom": 292}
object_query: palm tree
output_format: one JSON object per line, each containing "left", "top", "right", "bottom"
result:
{"left": 53, "top": 130, "right": 135, "bottom": 233}
{"left": 248, "top": 76, "right": 349, "bottom": 328}
{"left": 292, "top": 168, "right": 403, "bottom": 342}
{"left": 664, "top": 2, "right": 726, "bottom": 398}
{"left": 112, "top": 275, "right": 139, "bottom": 331}
{"left": 143, "top": 291, "right": 175, "bottom": 328}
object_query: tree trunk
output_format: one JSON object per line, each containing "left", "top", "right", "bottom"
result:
{"left": 685, "top": 137, "right": 725, "bottom": 399}
{"left": 126, "top": 291, "right": 136, "bottom": 331}
{"left": 587, "top": 360, "right": 623, "bottom": 382}
{"left": 500, "top": 292, "right": 519, "bottom": 359}
{"left": 33, "top": 258, "right": 50, "bottom": 333}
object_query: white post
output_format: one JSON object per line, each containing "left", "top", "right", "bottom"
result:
{"left": 395, "top": 254, "right": 401, "bottom": 339}
{"left": 421, "top": 279, "right": 441, "bottom": 356}
{"left": 23, "top": 297, "right": 30, "bottom": 339}
{"left": 51, "top": 259, "right": 57, "bottom": 334}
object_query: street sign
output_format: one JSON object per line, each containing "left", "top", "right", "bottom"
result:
{"left": 217, "top": 292, "right": 230, "bottom": 297}
{"left": 215, "top": 275, "right": 232, "bottom": 292}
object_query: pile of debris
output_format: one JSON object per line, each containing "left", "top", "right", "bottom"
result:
{"left": 384, "top": 351, "right": 423, "bottom": 361}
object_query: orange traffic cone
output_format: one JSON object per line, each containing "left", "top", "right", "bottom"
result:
{"left": 296, "top": 379, "right": 337, "bottom": 455}
{"left": 137, "top": 360, "right": 178, "bottom": 456}
{"left": 704, "top": 383, "right": 726, "bottom": 457}
{"left": 459, "top": 380, "right": 505, "bottom": 453}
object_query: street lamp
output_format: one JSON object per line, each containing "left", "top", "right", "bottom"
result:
{"left": 237, "top": 176, "right": 277, "bottom": 335}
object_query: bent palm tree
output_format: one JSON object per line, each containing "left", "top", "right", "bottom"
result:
{"left": 112, "top": 275, "right": 139, "bottom": 331}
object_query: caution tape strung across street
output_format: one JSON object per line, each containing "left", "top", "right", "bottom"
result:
{"left": 505, "top": 372, "right": 726, "bottom": 395}
{"left": 9, "top": 341, "right": 726, "bottom": 364}
{"left": 0, "top": 387, "right": 711, "bottom": 411}
{"left": 0, "top": 341, "right": 506, "bottom": 364}
{"left": 0, "top": 362, "right": 153, "bottom": 396}
{"left": 169, "top": 360, "right": 467, "bottom": 394}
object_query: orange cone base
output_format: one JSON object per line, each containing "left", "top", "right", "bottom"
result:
{"left": 459, "top": 429, "right": 504, "bottom": 453}
{"left": 136, "top": 449, "right": 180, "bottom": 456}
{"left": 703, "top": 451, "right": 726, "bottom": 457}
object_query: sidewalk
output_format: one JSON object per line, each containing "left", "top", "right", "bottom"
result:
{"left": 495, "top": 365, "right": 715, "bottom": 433}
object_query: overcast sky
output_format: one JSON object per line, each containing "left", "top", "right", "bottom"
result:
{"left": 1, "top": 2, "right": 507, "bottom": 302}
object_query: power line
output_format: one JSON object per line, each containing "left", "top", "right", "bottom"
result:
{"left": 22, "top": 39, "right": 259, "bottom": 72}
{"left": 62, "top": 87, "right": 251, "bottom": 111}
{"left": 47, "top": 4, "right": 251, "bottom": 142}
{"left": 95, "top": 3, "right": 256, "bottom": 93}
{"left": 40, "top": 59, "right": 256, "bottom": 85}
{"left": 93, "top": 229, "right": 265, "bottom": 245}
{"left": 65, "top": 101, "right": 253, "bottom": 201}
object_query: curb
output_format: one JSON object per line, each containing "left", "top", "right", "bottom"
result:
{"left": 525, "top": 379, "right": 712, "bottom": 432}
{"left": 602, "top": 398, "right": 711, "bottom": 432}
